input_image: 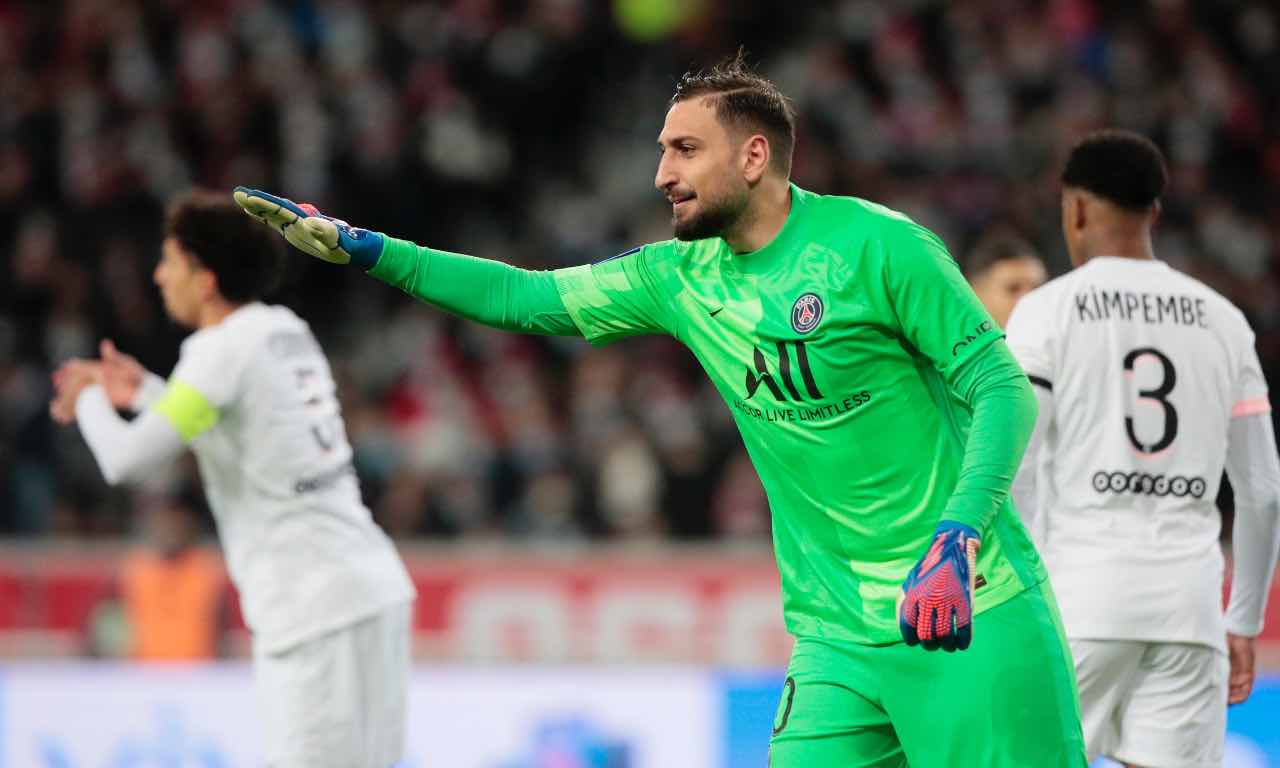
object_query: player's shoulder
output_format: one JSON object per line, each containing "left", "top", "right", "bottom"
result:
{"left": 1004, "top": 270, "right": 1083, "bottom": 342}
{"left": 805, "top": 189, "right": 918, "bottom": 234}
{"left": 1158, "top": 263, "right": 1251, "bottom": 327}
{"left": 601, "top": 238, "right": 716, "bottom": 274}
{"left": 178, "top": 319, "right": 231, "bottom": 361}
{"left": 1021, "top": 268, "right": 1077, "bottom": 310}
{"left": 810, "top": 190, "right": 956, "bottom": 265}
{"left": 798, "top": 198, "right": 956, "bottom": 297}
{"left": 178, "top": 303, "right": 305, "bottom": 361}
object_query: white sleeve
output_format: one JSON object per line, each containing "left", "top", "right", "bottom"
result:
{"left": 169, "top": 331, "right": 241, "bottom": 409}
{"left": 1232, "top": 329, "right": 1270, "bottom": 417}
{"left": 1012, "top": 385, "right": 1053, "bottom": 542}
{"left": 1004, "top": 289, "right": 1055, "bottom": 389}
{"left": 1224, "top": 411, "right": 1280, "bottom": 637}
{"left": 130, "top": 371, "right": 168, "bottom": 412}
{"left": 1006, "top": 289, "right": 1056, "bottom": 543}
{"left": 74, "top": 385, "right": 185, "bottom": 486}
{"left": 146, "top": 330, "right": 246, "bottom": 444}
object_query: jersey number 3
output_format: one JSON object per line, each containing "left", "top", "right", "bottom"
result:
{"left": 1123, "top": 347, "right": 1178, "bottom": 454}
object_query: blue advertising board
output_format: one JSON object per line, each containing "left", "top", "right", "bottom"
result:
{"left": 1, "top": 664, "right": 1276, "bottom": 767}
{"left": 721, "top": 672, "right": 1280, "bottom": 768}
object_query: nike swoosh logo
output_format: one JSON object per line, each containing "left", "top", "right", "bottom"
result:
{"left": 709, "top": 307, "right": 724, "bottom": 317}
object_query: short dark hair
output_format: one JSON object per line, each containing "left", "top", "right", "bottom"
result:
{"left": 164, "top": 189, "right": 284, "bottom": 303}
{"left": 1061, "top": 129, "right": 1168, "bottom": 212}
{"left": 671, "top": 49, "right": 797, "bottom": 174}
{"left": 965, "top": 227, "right": 1041, "bottom": 279}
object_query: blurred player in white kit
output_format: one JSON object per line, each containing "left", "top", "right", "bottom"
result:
{"left": 1007, "top": 130, "right": 1280, "bottom": 768}
{"left": 48, "top": 190, "right": 416, "bottom": 768}
{"left": 964, "top": 226, "right": 1048, "bottom": 329}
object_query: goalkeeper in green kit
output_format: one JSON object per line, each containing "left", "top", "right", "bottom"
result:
{"left": 237, "top": 54, "right": 1086, "bottom": 766}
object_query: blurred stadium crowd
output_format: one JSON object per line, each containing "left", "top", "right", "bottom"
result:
{"left": 2, "top": 0, "right": 1278, "bottom": 543}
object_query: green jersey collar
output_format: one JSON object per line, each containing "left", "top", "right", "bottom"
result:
{"left": 732, "top": 182, "right": 811, "bottom": 271}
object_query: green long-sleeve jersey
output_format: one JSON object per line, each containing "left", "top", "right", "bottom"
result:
{"left": 369, "top": 184, "right": 1046, "bottom": 644}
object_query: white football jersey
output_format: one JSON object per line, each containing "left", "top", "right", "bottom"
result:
{"left": 1006, "top": 257, "right": 1269, "bottom": 648}
{"left": 164, "top": 303, "right": 415, "bottom": 652}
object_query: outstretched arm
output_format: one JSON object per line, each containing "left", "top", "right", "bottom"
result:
{"left": 370, "top": 237, "right": 579, "bottom": 335}
{"left": 235, "top": 187, "right": 680, "bottom": 343}
{"left": 233, "top": 187, "right": 579, "bottom": 336}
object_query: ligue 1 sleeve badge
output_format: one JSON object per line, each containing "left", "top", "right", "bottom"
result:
{"left": 790, "top": 293, "right": 824, "bottom": 334}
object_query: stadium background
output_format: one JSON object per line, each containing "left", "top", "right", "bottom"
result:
{"left": 1, "top": 0, "right": 1279, "bottom": 765}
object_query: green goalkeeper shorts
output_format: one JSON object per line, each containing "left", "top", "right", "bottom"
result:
{"left": 768, "top": 579, "right": 1087, "bottom": 768}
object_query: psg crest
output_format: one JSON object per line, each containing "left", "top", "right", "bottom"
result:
{"left": 791, "top": 293, "right": 824, "bottom": 334}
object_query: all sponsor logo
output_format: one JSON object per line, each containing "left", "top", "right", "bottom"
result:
{"left": 1091, "top": 470, "right": 1206, "bottom": 499}
{"left": 744, "top": 341, "right": 824, "bottom": 402}
{"left": 951, "top": 320, "right": 994, "bottom": 356}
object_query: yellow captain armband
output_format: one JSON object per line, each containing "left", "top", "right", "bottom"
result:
{"left": 152, "top": 381, "right": 219, "bottom": 444}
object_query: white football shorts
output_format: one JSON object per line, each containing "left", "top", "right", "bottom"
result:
{"left": 254, "top": 601, "right": 412, "bottom": 768}
{"left": 1072, "top": 638, "right": 1227, "bottom": 768}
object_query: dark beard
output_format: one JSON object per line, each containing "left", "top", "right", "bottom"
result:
{"left": 673, "top": 189, "right": 749, "bottom": 241}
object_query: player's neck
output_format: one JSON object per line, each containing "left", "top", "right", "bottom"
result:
{"left": 1084, "top": 234, "right": 1156, "bottom": 263}
{"left": 1081, "top": 215, "right": 1156, "bottom": 263}
{"left": 197, "top": 297, "right": 244, "bottom": 329}
{"left": 724, "top": 179, "right": 792, "bottom": 254}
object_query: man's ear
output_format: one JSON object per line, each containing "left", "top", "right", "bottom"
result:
{"left": 1072, "top": 193, "right": 1088, "bottom": 233}
{"left": 197, "top": 268, "right": 220, "bottom": 302}
{"left": 742, "top": 134, "right": 771, "bottom": 184}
